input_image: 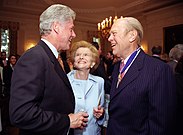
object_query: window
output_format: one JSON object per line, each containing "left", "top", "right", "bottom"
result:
{"left": 93, "top": 37, "right": 101, "bottom": 45}
{"left": 1, "top": 28, "right": 10, "bottom": 57}
{"left": 0, "top": 21, "right": 19, "bottom": 56}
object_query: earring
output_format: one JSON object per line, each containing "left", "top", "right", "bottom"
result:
{"left": 90, "top": 63, "right": 95, "bottom": 68}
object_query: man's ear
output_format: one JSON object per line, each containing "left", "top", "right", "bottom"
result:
{"left": 53, "top": 22, "right": 60, "bottom": 34}
{"left": 129, "top": 30, "right": 137, "bottom": 43}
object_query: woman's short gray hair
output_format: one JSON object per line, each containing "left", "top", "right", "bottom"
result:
{"left": 39, "top": 4, "right": 76, "bottom": 35}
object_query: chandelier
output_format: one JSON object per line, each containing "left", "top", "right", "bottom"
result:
{"left": 97, "top": 16, "right": 123, "bottom": 38}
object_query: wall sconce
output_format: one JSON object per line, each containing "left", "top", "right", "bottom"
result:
{"left": 140, "top": 40, "right": 148, "bottom": 54}
{"left": 25, "top": 40, "right": 36, "bottom": 51}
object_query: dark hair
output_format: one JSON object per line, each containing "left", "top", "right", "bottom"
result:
{"left": 91, "top": 42, "right": 99, "bottom": 50}
{"left": 151, "top": 45, "right": 162, "bottom": 55}
{"left": 60, "top": 51, "right": 67, "bottom": 61}
{"left": 7, "top": 54, "right": 17, "bottom": 66}
{"left": 109, "top": 51, "right": 113, "bottom": 56}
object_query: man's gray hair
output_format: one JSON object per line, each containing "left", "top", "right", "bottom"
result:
{"left": 123, "top": 17, "right": 143, "bottom": 44}
{"left": 39, "top": 4, "right": 76, "bottom": 35}
{"left": 174, "top": 44, "right": 183, "bottom": 51}
{"left": 169, "top": 44, "right": 183, "bottom": 61}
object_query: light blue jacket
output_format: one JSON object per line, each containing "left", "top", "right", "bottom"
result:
{"left": 67, "top": 70, "right": 105, "bottom": 135}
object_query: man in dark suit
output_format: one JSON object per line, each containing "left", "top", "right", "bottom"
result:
{"left": 0, "top": 54, "right": 17, "bottom": 135}
{"left": 3, "top": 54, "right": 17, "bottom": 95}
{"left": 151, "top": 45, "right": 167, "bottom": 62}
{"left": 151, "top": 45, "right": 162, "bottom": 59}
{"left": 107, "top": 17, "right": 176, "bottom": 135}
{"left": 9, "top": 4, "right": 88, "bottom": 135}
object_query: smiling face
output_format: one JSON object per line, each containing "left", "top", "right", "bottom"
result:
{"left": 108, "top": 18, "right": 139, "bottom": 59}
{"left": 9, "top": 55, "right": 17, "bottom": 66}
{"left": 73, "top": 47, "right": 95, "bottom": 71}
{"left": 108, "top": 20, "right": 130, "bottom": 59}
{"left": 57, "top": 19, "right": 76, "bottom": 51}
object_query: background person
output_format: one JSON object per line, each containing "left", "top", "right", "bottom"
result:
{"left": 151, "top": 45, "right": 165, "bottom": 62}
{"left": 167, "top": 44, "right": 183, "bottom": 74}
{"left": 3, "top": 54, "right": 17, "bottom": 95}
{"left": 174, "top": 55, "right": 183, "bottom": 135}
{"left": 9, "top": 4, "right": 88, "bottom": 135}
{"left": 90, "top": 42, "right": 111, "bottom": 95}
{"left": 107, "top": 17, "right": 176, "bottom": 135}
{"left": 104, "top": 51, "right": 114, "bottom": 77}
{"left": 0, "top": 52, "right": 7, "bottom": 67}
{"left": 0, "top": 54, "right": 17, "bottom": 135}
{"left": 67, "top": 41, "right": 105, "bottom": 135}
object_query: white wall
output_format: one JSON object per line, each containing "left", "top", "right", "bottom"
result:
{"left": 140, "top": 3, "right": 183, "bottom": 54}
{"left": 0, "top": 3, "right": 183, "bottom": 55}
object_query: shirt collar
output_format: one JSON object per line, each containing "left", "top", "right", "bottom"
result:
{"left": 123, "top": 48, "right": 141, "bottom": 64}
{"left": 41, "top": 38, "right": 59, "bottom": 59}
{"left": 68, "top": 70, "right": 97, "bottom": 82}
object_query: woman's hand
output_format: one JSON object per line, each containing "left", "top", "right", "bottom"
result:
{"left": 93, "top": 106, "right": 104, "bottom": 119}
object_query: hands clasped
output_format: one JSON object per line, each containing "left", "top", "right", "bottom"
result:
{"left": 69, "top": 111, "right": 89, "bottom": 129}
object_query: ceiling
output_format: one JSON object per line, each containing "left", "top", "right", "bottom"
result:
{"left": 0, "top": 0, "right": 182, "bottom": 25}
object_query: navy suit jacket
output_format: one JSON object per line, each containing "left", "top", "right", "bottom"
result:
{"left": 9, "top": 40, "right": 75, "bottom": 135}
{"left": 107, "top": 49, "right": 176, "bottom": 135}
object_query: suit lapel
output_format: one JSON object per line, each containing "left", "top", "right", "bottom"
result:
{"left": 39, "top": 40, "right": 72, "bottom": 90}
{"left": 110, "top": 50, "right": 145, "bottom": 100}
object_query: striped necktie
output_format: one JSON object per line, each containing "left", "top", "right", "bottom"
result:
{"left": 116, "top": 60, "right": 125, "bottom": 87}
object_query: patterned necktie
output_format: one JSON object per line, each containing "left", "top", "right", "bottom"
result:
{"left": 116, "top": 60, "right": 125, "bottom": 87}
{"left": 58, "top": 57, "right": 65, "bottom": 73}
{"left": 116, "top": 48, "right": 140, "bottom": 88}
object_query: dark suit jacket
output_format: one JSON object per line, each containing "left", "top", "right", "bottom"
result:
{"left": 3, "top": 65, "right": 13, "bottom": 93}
{"left": 107, "top": 50, "right": 176, "bottom": 135}
{"left": 175, "top": 73, "right": 183, "bottom": 134}
{"left": 9, "top": 40, "right": 75, "bottom": 135}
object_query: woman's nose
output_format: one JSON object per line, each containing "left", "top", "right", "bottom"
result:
{"left": 80, "top": 55, "right": 83, "bottom": 59}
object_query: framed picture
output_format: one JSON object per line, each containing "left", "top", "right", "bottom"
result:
{"left": 164, "top": 24, "right": 183, "bottom": 54}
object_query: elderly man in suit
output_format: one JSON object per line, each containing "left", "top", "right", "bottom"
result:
{"left": 106, "top": 17, "right": 176, "bottom": 135}
{"left": 9, "top": 4, "right": 88, "bottom": 135}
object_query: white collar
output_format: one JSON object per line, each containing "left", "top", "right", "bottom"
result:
{"left": 41, "top": 38, "right": 59, "bottom": 59}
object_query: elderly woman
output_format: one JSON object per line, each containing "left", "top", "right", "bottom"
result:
{"left": 67, "top": 40, "right": 105, "bottom": 135}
